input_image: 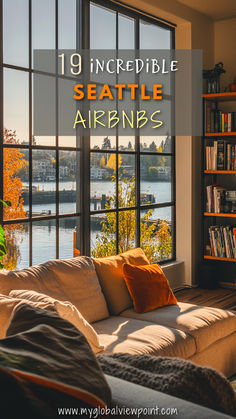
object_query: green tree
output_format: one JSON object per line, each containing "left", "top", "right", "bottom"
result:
{"left": 102, "top": 136, "right": 111, "bottom": 149}
{"left": 91, "top": 176, "right": 172, "bottom": 261}
{"left": 148, "top": 166, "right": 159, "bottom": 178}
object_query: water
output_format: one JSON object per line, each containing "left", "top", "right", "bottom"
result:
{"left": 14, "top": 180, "right": 172, "bottom": 268}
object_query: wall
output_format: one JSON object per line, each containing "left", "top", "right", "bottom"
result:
{"left": 214, "top": 18, "right": 236, "bottom": 91}
{"left": 122, "top": 0, "right": 214, "bottom": 286}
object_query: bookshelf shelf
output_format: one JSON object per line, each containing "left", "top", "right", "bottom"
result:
{"left": 204, "top": 256, "right": 236, "bottom": 262}
{"left": 202, "top": 92, "right": 236, "bottom": 102}
{"left": 204, "top": 170, "right": 236, "bottom": 174}
{"left": 204, "top": 212, "right": 236, "bottom": 218}
{"left": 205, "top": 132, "right": 236, "bottom": 137}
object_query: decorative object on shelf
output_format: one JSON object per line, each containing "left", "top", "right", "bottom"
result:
{"left": 203, "top": 62, "right": 226, "bottom": 94}
{"left": 225, "top": 191, "right": 236, "bottom": 213}
{"left": 229, "top": 78, "right": 236, "bottom": 92}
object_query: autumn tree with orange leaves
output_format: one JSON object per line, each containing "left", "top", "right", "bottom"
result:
{"left": 2, "top": 129, "right": 27, "bottom": 270}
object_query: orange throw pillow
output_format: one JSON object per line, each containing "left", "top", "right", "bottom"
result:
{"left": 123, "top": 263, "right": 177, "bottom": 313}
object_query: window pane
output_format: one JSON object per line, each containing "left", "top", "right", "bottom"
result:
{"left": 33, "top": 74, "right": 56, "bottom": 146}
{"left": 90, "top": 213, "right": 116, "bottom": 257}
{"left": 3, "top": 223, "right": 29, "bottom": 270}
{"left": 119, "top": 154, "right": 135, "bottom": 208}
{"left": 3, "top": 0, "right": 29, "bottom": 67}
{"left": 32, "top": 0, "right": 55, "bottom": 54}
{"left": 90, "top": 152, "right": 116, "bottom": 210}
{"left": 59, "top": 151, "right": 80, "bottom": 214}
{"left": 140, "top": 21, "right": 171, "bottom": 49}
{"left": 32, "top": 219, "right": 56, "bottom": 265}
{"left": 140, "top": 136, "right": 172, "bottom": 153}
{"left": 58, "top": 0, "right": 77, "bottom": 49}
{"left": 59, "top": 216, "right": 80, "bottom": 259}
{"left": 4, "top": 69, "right": 29, "bottom": 144}
{"left": 140, "top": 207, "right": 173, "bottom": 262}
{"left": 3, "top": 148, "right": 29, "bottom": 220}
{"left": 58, "top": 78, "right": 79, "bottom": 147}
{"left": 32, "top": 150, "right": 56, "bottom": 216}
{"left": 119, "top": 210, "right": 136, "bottom": 253}
{"left": 118, "top": 14, "right": 134, "bottom": 49}
{"left": 90, "top": 3, "right": 116, "bottom": 49}
{"left": 140, "top": 155, "right": 172, "bottom": 204}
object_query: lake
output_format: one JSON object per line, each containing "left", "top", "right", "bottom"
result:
{"left": 13, "top": 180, "right": 172, "bottom": 268}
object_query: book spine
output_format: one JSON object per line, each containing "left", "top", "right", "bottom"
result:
{"left": 218, "top": 111, "right": 222, "bottom": 132}
{"left": 214, "top": 110, "right": 219, "bottom": 133}
{"left": 217, "top": 140, "right": 225, "bottom": 170}
{"left": 227, "top": 143, "right": 231, "bottom": 171}
{"left": 228, "top": 113, "right": 232, "bottom": 132}
{"left": 221, "top": 113, "right": 224, "bottom": 133}
{"left": 224, "top": 113, "right": 228, "bottom": 132}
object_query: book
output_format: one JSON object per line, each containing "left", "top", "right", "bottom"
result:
{"left": 205, "top": 140, "right": 236, "bottom": 171}
{"left": 205, "top": 109, "right": 235, "bottom": 133}
{"left": 209, "top": 225, "right": 236, "bottom": 258}
{"left": 217, "top": 140, "right": 225, "bottom": 170}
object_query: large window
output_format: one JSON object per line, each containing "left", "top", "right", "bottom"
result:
{"left": 0, "top": 0, "right": 175, "bottom": 269}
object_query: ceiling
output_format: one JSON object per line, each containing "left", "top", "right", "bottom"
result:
{"left": 178, "top": 0, "right": 236, "bottom": 20}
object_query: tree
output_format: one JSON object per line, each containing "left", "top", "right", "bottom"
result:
{"left": 100, "top": 156, "right": 106, "bottom": 168}
{"left": 148, "top": 166, "right": 159, "bottom": 178}
{"left": 127, "top": 141, "right": 133, "bottom": 150}
{"left": 106, "top": 154, "right": 122, "bottom": 171}
{"left": 102, "top": 137, "right": 111, "bottom": 149}
{"left": 149, "top": 141, "right": 157, "bottom": 152}
{"left": 156, "top": 145, "right": 167, "bottom": 168}
{"left": 91, "top": 176, "right": 172, "bottom": 261}
{"left": 2, "top": 129, "right": 27, "bottom": 269}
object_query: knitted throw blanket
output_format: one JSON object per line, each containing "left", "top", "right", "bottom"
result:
{"left": 98, "top": 353, "right": 236, "bottom": 416}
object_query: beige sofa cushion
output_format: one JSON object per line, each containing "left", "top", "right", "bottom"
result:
{"left": 9, "top": 289, "right": 104, "bottom": 354}
{"left": 0, "top": 257, "right": 109, "bottom": 323}
{"left": 92, "top": 248, "right": 149, "bottom": 315}
{"left": 0, "top": 294, "right": 55, "bottom": 338}
{"left": 93, "top": 316, "right": 196, "bottom": 358}
{"left": 121, "top": 302, "right": 236, "bottom": 352}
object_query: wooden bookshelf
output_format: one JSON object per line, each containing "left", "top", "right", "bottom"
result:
{"left": 204, "top": 256, "right": 236, "bottom": 262}
{"left": 202, "top": 92, "right": 236, "bottom": 102}
{"left": 205, "top": 132, "right": 236, "bottom": 137}
{"left": 204, "top": 213, "right": 236, "bottom": 218}
{"left": 202, "top": 93, "right": 236, "bottom": 271}
{"left": 204, "top": 170, "right": 236, "bottom": 174}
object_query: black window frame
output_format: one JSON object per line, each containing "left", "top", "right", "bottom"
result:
{"left": 0, "top": 0, "right": 176, "bottom": 267}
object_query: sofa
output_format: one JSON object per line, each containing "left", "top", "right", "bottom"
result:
{"left": 0, "top": 248, "right": 235, "bottom": 417}
{"left": 0, "top": 249, "right": 236, "bottom": 377}
{"left": 0, "top": 248, "right": 235, "bottom": 379}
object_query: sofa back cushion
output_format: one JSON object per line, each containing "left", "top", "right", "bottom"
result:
{"left": 92, "top": 248, "right": 149, "bottom": 315}
{"left": 0, "top": 257, "right": 109, "bottom": 323}
{"left": 9, "top": 289, "right": 104, "bottom": 354}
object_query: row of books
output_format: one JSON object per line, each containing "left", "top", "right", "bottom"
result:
{"left": 205, "top": 140, "right": 236, "bottom": 170}
{"left": 208, "top": 225, "right": 236, "bottom": 259}
{"left": 206, "top": 185, "right": 225, "bottom": 213}
{"left": 205, "top": 102, "right": 236, "bottom": 133}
